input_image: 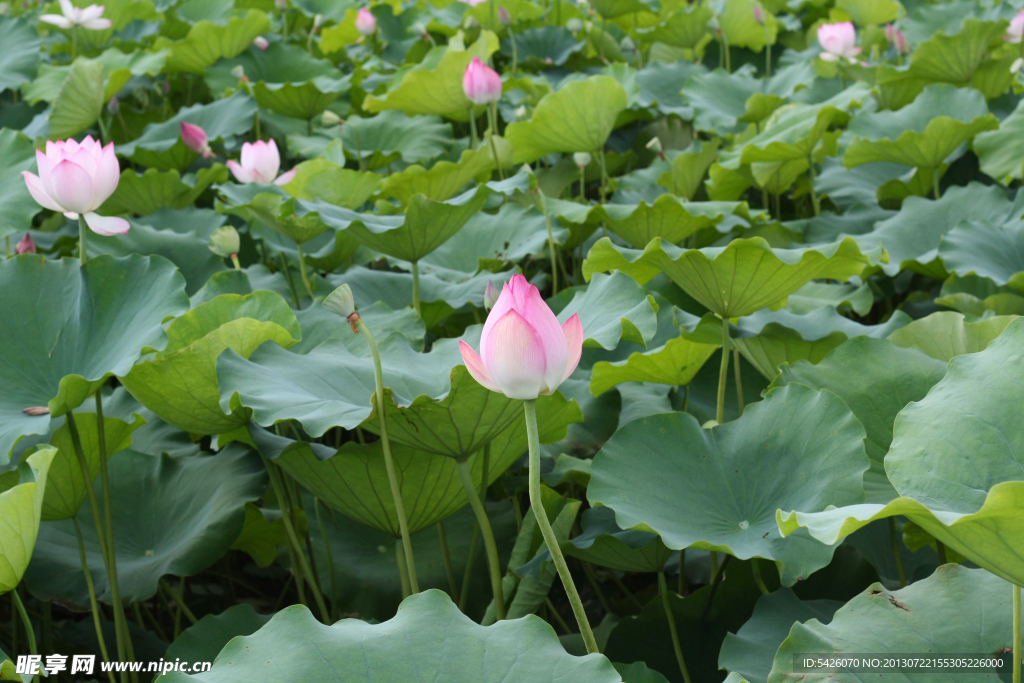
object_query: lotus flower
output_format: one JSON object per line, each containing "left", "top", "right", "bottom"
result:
{"left": 355, "top": 7, "right": 376, "bottom": 36}
{"left": 227, "top": 140, "right": 297, "bottom": 185}
{"left": 463, "top": 57, "right": 502, "bottom": 106}
{"left": 253, "top": 35, "right": 269, "bottom": 50}
{"left": 1006, "top": 10, "right": 1024, "bottom": 44}
{"left": 817, "top": 21, "right": 861, "bottom": 63}
{"left": 15, "top": 233, "right": 36, "bottom": 255}
{"left": 752, "top": 4, "right": 765, "bottom": 26}
{"left": 21, "top": 136, "right": 129, "bottom": 236}
{"left": 180, "top": 122, "right": 214, "bottom": 158}
{"left": 40, "top": 0, "right": 112, "bottom": 29}
{"left": 459, "top": 274, "right": 583, "bottom": 400}
{"left": 464, "top": 0, "right": 488, "bottom": 6}
{"left": 885, "top": 24, "right": 909, "bottom": 54}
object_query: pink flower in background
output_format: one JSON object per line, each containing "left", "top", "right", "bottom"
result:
{"left": 463, "top": 57, "right": 502, "bottom": 105}
{"left": 817, "top": 22, "right": 861, "bottom": 63}
{"left": 464, "top": 0, "right": 488, "bottom": 6}
{"left": 21, "top": 136, "right": 129, "bottom": 236}
{"left": 483, "top": 280, "right": 499, "bottom": 310}
{"left": 355, "top": 7, "right": 376, "bottom": 36}
{"left": 180, "top": 122, "right": 214, "bottom": 158}
{"left": 227, "top": 140, "right": 296, "bottom": 185}
{"left": 40, "top": 0, "right": 112, "bottom": 29}
{"left": 459, "top": 274, "right": 583, "bottom": 400}
{"left": 15, "top": 233, "right": 36, "bottom": 255}
{"left": 752, "top": 4, "right": 765, "bottom": 26}
{"left": 884, "top": 24, "right": 909, "bottom": 54}
{"left": 498, "top": 6, "right": 510, "bottom": 24}
{"left": 1005, "top": 9, "right": 1024, "bottom": 44}
{"left": 253, "top": 35, "right": 269, "bottom": 50}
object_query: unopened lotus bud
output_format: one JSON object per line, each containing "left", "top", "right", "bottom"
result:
{"left": 15, "top": 233, "right": 35, "bottom": 255}
{"left": 275, "top": 0, "right": 287, "bottom": 9}
{"left": 514, "top": 105, "right": 528, "bottom": 120}
{"left": 573, "top": 152, "right": 592, "bottom": 168}
{"left": 566, "top": 17, "right": 583, "bottom": 32}
{"left": 107, "top": 95, "right": 119, "bottom": 115}
{"left": 498, "top": 6, "right": 510, "bottom": 24}
{"left": 322, "top": 110, "right": 342, "bottom": 127}
{"left": 708, "top": 16, "right": 720, "bottom": 32}
{"left": 324, "top": 283, "right": 357, "bottom": 319}
{"left": 22, "top": 406, "right": 49, "bottom": 416}
{"left": 645, "top": 137, "right": 663, "bottom": 155}
{"left": 208, "top": 225, "right": 240, "bottom": 258}
{"left": 464, "top": 14, "right": 479, "bottom": 29}
{"left": 483, "top": 280, "right": 499, "bottom": 310}
{"left": 752, "top": 4, "right": 765, "bottom": 25}
{"left": 181, "top": 122, "right": 214, "bottom": 158}
{"left": 356, "top": 7, "right": 377, "bottom": 36}
{"left": 231, "top": 65, "right": 246, "bottom": 82}
{"left": 253, "top": 35, "right": 269, "bottom": 50}
{"left": 620, "top": 36, "right": 635, "bottom": 52}
{"left": 313, "top": 13, "right": 324, "bottom": 28}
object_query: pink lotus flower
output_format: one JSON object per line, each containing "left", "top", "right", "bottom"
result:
{"left": 15, "top": 233, "right": 36, "bottom": 255}
{"left": 253, "top": 35, "right": 269, "bottom": 50}
{"left": 227, "top": 140, "right": 297, "bottom": 185}
{"left": 21, "top": 136, "right": 128, "bottom": 236}
{"left": 180, "top": 122, "right": 214, "bottom": 158}
{"left": 817, "top": 21, "right": 861, "bottom": 63}
{"left": 1005, "top": 10, "right": 1024, "bottom": 44}
{"left": 460, "top": 274, "right": 583, "bottom": 400}
{"left": 885, "top": 24, "right": 909, "bottom": 54}
{"left": 464, "top": 0, "right": 488, "bottom": 6}
{"left": 463, "top": 57, "right": 502, "bottom": 106}
{"left": 40, "top": 0, "right": 112, "bottom": 29}
{"left": 355, "top": 7, "right": 376, "bottom": 36}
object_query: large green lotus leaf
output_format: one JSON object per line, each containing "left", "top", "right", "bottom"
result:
{"left": 206, "top": 44, "right": 349, "bottom": 120}
{"left": 0, "top": 17, "right": 40, "bottom": 93}
{"left": 155, "top": 10, "right": 271, "bottom": 75}
{"left": 589, "top": 384, "right": 869, "bottom": 585}
{"left": 21, "top": 49, "right": 168, "bottom": 107}
{"left": 501, "top": 26, "right": 585, "bottom": 67}
{"left": 0, "top": 255, "right": 188, "bottom": 463}
{"left": 337, "top": 110, "right": 453, "bottom": 167}
{"left": 908, "top": 18, "right": 1007, "bottom": 85}
{"left": 782, "top": 281, "right": 873, "bottom": 316}
{"left": 381, "top": 141, "right": 510, "bottom": 204}
{"left": 217, "top": 183, "right": 334, "bottom": 245}
{"left": 282, "top": 159, "right": 381, "bottom": 209}
{"left": 562, "top": 506, "right": 672, "bottom": 573}
{"left": 770, "top": 337, "right": 947, "bottom": 503}
{"left": 251, "top": 391, "right": 579, "bottom": 535}
{"left": 718, "top": 0, "right": 778, "bottom": 51}
{"left": 855, "top": 182, "right": 1021, "bottom": 277}
{"left": 843, "top": 85, "right": 997, "bottom": 170}
{"left": 0, "top": 128, "right": 41, "bottom": 241}
{"left": 934, "top": 272, "right": 1024, "bottom": 318}
{"left": 157, "top": 590, "right": 620, "bottom": 683}
{"left": 48, "top": 59, "right": 104, "bottom": 140}
{"left": 778, "top": 318, "right": 1024, "bottom": 586}
{"left": 41, "top": 411, "right": 144, "bottom": 521}
{"left": 887, "top": 311, "right": 1017, "bottom": 362}
{"left": 553, "top": 272, "right": 658, "bottom": 350}
{"left": 596, "top": 197, "right": 748, "bottom": 249}
{"left": 316, "top": 185, "right": 490, "bottom": 262}
{"left": 505, "top": 76, "right": 629, "bottom": 163}
{"left": 719, "top": 589, "right": 841, "bottom": 683}
{"left": 0, "top": 449, "right": 54, "bottom": 594}
{"left": 637, "top": 5, "right": 713, "bottom": 48}
{"left": 590, "top": 333, "right": 718, "bottom": 395}
{"left": 589, "top": 0, "right": 655, "bottom": 18}
{"left": 117, "top": 92, "right": 258, "bottom": 171}
{"left": 164, "top": 605, "right": 272, "bottom": 667}
{"left": 973, "top": 98, "right": 1024, "bottom": 184}
{"left": 363, "top": 32, "right": 499, "bottom": 119}
{"left": 939, "top": 219, "right": 1024, "bottom": 286}
{"left": 25, "top": 446, "right": 266, "bottom": 605}
{"left": 583, "top": 236, "right": 882, "bottom": 318}
{"left": 120, "top": 292, "right": 300, "bottom": 436}
{"left": 654, "top": 140, "right": 720, "bottom": 200}
{"left": 100, "top": 165, "right": 229, "bottom": 216}
{"left": 766, "top": 565, "right": 1011, "bottom": 682}
{"left": 836, "top": 0, "right": 901, "bottom": 25}
{"left": 292, "top": 300, "right": 425, "bottom": 355}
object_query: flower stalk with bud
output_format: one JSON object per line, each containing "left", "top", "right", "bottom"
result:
{"left": 463, "top": 57, "right": 504, "bottom": 179}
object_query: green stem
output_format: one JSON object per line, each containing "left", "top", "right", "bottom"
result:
{"left": 78, "top": 217, "right": 87, "bottom": 267}
{"left": 468, "top": 107, "right": 478, "bottom": 150}
{"left": 396, "top": 540, "right": 411, "bottom": 599}
{"left": 658, "top": 572, "right": 693, "bottom": 683}
{"left": 313, "top": 498, "right": 337, "bottom": 620}
{"left": 437, "top": 521, "right": 460, "bottom": 601}
{"left": 459, "top": 527, "right": 480, "bottom": 610}
{"left": 71, "top": 26, "right": 78, "bottom": 60}
{"left": 677, "top": 548, "right": 687, "bottom": 595}
{"left": 581, "top": 561, "right": 612, "bottom": 615}
{"left": 888, "top": 517, "right": 907, "bottom": 588}
{"left": 716, "top": 318, "right": 731, "bottom": 424}
{"left": 509, "top": 25, "right": 518, "bottom": 77}
{"left": 295, "top": 242, "right": 314, "bottom": 302}
{"left": 159, "top": 578, "right": 197, "bottom": 625}
{"left": 456, "top": 460, "right": 505, "bottom": 620}
{"left": 230, "top": 254, "right": 241, "bottom": 271}
{"left": 260, "top": 457, "right": 331, "bottom": 621}
{"left": 356, "top": 319, "right": 419, "bottom": 592}
{"left": 1013, "top": 583, "right": 1021, "bottom": 683}
{"left": 722, "top": 31, "right": 731, "bottom": 73}
{"left": 751, "top": 558, "right": 770, "bottom": 595}
{"left": 524, "top": 399, "right": 597, "bottom": 653}
{"left": 538, "top": 189, "right": 558, "bottom": 294}
{"left": 280, "top": 253, "right": 301, "bottom": 309}
{"left": 733, "top": 349, "right": 744, "bottom": 417}
{"left": 411, "top": 261, "right": 421, "bottom": 318}
{"left": 936, "top": 540, "right": 947, "bottom": 564}
{"left": 350, "top": 126, "right": 366, "bottom": 172}
{"left": 598, "top": 149, "right": 608, "bottom": 204}
{"left": 545, "top": 597, "right": 571, "bottom": 634}
{"left": 489, "top": 0, "right": 497, "bottom": 31}
{"left": 807, "top": 154, "right": 820, "bottom": 216}
{"left": 5, "top": 236, "right": 11, "bottom": 258}
{"left": 765, "top": 28, "right": 771, "bottom": 78}
{"left": 710, "top": 551, "right": 719, "bottom": 584}
{"left": 486, "top": 105, "right": 505, "bottom": 181}
{"left": 11, "top": 591, "right": 37, "bottom": 683}
{"left": 73, "top": 516, "right": 112, "bottom": 669}
{"left": 579, "top": 169, "right": 585, "bottom": 201}
{"left": 932, "top": 167, "right": 941, "bottom": 199}
{"left": 613, "top": 571, "right": 643, "bottom": 609}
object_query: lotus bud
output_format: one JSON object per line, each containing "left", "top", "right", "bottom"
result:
{"left": 464, "top": 15, "right": 479, "bottom": 29}
{"left": 514, "top": 104, "right": 528, "bottom": 120}
{"left": 313, "top": 13, "right": 324, "bottom": 29}
{"left": 483, "top": 280, "right": 499, "bottom": 310}
{"left": 645, "top": 137, "right": 664, "bottom": 158}
{"left": 566, "top": 17, "right": 583, "bottom": 33}
{"left": 180, "top": 122, "right": 214, "bottom": 159}
{"left": 15, "top": 233, "right": 35, "bottom": 255}
{"left": 463, "top": 57, "right": 502, "bottom": 106}
{"left": 275, "top": 0, "right": 287, "bottom": 9}
{"left": 208, "top": 225, "right": 240, "bottom": 258}
{"left": 573, "top": 151, "right": 592, "bottom": 168}
{"left": 884, "top": 24, "right": 908, "bottom": 54}
{"left": 1006, "top": 10, "right": 1024, "bottom": 44}
{"left": 323, "top": 284, "right": 358, "bottom": 330}
{"left": 752, "top": 4, "right": 765, "bottom": 26}
{"left": 498, "top": 6, "right": 510, "bottom": 25}
{"left": 817, "top": 21, "right": 862, "bottom": 63}
{"left": 107, "top": 95, "right": 119, "bottom": 114}
{"left": 355, "top": 7, "right": 376, "bottom": 36}
{"left": 231, "top": 64, "right": 247, "bottom": 82}
{"left": 322, "top": 110, "right": 342, "bottom": 127}
{"left": 253, "top": 35, "right": 269, "bottom": 50}
{"left": 707, "top": 16, "right": 720, "bottom": 32}
{"left": 459, "top": 274, "right": 583, "bottom": 399}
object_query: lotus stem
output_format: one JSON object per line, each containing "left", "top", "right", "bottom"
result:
{"left": 295, "top": 242, "right": 314, "bottom": 302}
{"left": 468, "top": 107, "right": 478, "bottom": 150}
{"left": 73, "top": 516, "right": 111, "bottom": 669}
{"left": 71, "top": 26, "right": 78, "bottom": 60}
{"left": 456, "top": 460, "right": 505, "bottom": 620}
{"left": 313, "top": 498, "right": 338, "bottom": 619}
{"left": 936, "top": 540, "right": 947, "bottom": 564}
{"left": 459, "top": 445, "right": 489, "bottom": 611}
{"left": 598, "top": 149, "right": 608, "bottom": 203}
{"left": 356, "top": 318, "right": 420, "bottom": 593}
{"left": 78, "top": 217, "right": 87, "bottom": 267}
{"left": 717, "top": 318, "right": 731, "bottom": 424}
{"left": 396, "top": 540, "right": 411, "bottom": 598}
{"left": 677, "top": 548, "right": 686, "bottom": 595}
{"left": 751, "top": 558, "right": 770, "bottom": 595}
{"left": 545, "top": 597, "right": 571, "bottom": 634}
{"left": 489, "top": 0, "right": 497, "bottom": 32}
{"left": 159, "top": 578, "right": 197, "bottom": 625}
{"left": 11, "top": 590, "right": 37, "bottom": 683}
{"left": 659, "top": 571, "right": 692, "bottom": 683}
{"left": 888, "top": 517, "right": 907, "bottom": 588}
{"left": 279, "top": 253, "right": 301, "bottom": 309}
{"left": 5, "top": 236, "right": 11, "bottom": 258}
{"left": 230, "top": 254, "right": 241, "bottom": 271}
{"left": 524, "top": 399, "right": 597, "bottom": 653}
{"left": 1013, "top": 583, "right": 1021, "bottom": 683}
{"left": 509, "top": 26, "right": 518, "bottom": 77}
{"left": 486, "top": 104, "right": 505, "bottom": 181}
{"left": 733, "top": 349, "right": 744, "bottom": 416}
{"left": 807, "top": 154, "right": 820, "bottom": 216}
{"left": 932, "top": 168, "right": 941, "bottom": 200}
{"left": 764, "top": 26, "right": 772, "bottom": 79}
{"left": 436, "top": 521, "right": 460, "bottom": 600}
{"left": 411, "top": 261, "right": 421, "bottom": 317}
{"left": 538, "top": 188, "right": 558, "bottom": 294}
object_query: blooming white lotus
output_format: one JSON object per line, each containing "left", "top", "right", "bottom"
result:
{"left": 40, "top": 0, "right": 112, "bottom": 30}
{"left": 227, "top": 140, "right": 297, "bottom": 185}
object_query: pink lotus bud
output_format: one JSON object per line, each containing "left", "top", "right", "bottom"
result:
{"left": 253, "top": 35, "right": 269, "bottom": 50}
{"left": 752, "top": 4, "right": 765, "bottom": 26}
{"left": 107, "top": 95, "right": 119, "bottom": 114}
{"left": 817, "top": 21, "right": 861, "bottom": 63}
{"left": 1005, "top": 9, "right": 1024, "bottom": 44}
{"left": 462, "top": 57, "right": 502, "bottom": 106}
{"left": 15, "top": 233, "right": 35, "bottom": 255}
{"left": 483, "top": 280, "right": 499, "bottom": 310}
{"left": 180, "top": 122, "right": 214, "bottom": 159}
{"left": 498, "top": 6, "right": 510, "bottom": 24}
{"left": 355, "top": 7, "right": 376, "bottom": 36}
{"left": 275, "top": 0, "right": 287, "bottom": 10}
{"left": 40, "top": 0, "right": 111, "bottom": 30}
{"left": 20, "top": 136, "right": 129, "bottom": 236}
{"left": 884, "top": 24, "right": 908, "bottom": 54}
{"left": 459, "top": 274, "right": 583, "bottom": 400}
{"left": 227, "top": 139, "right": 297, "bottom": 185}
